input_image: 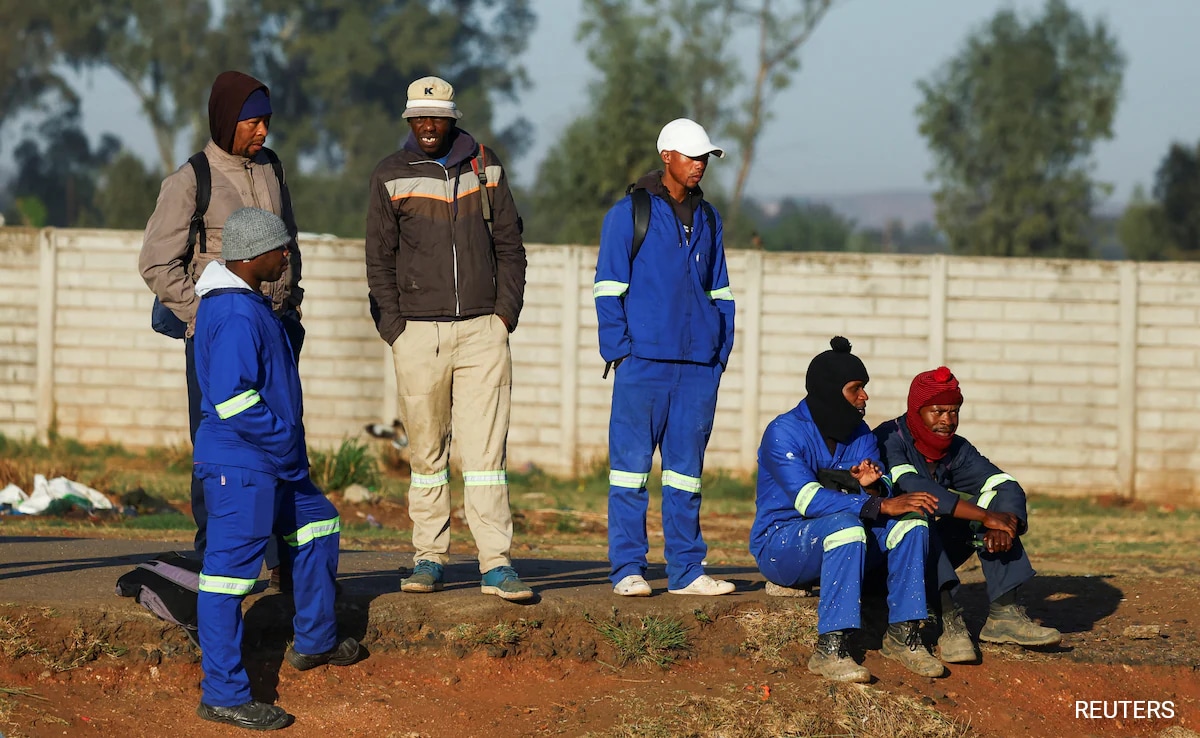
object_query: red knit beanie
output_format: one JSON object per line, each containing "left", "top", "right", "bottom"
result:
{"left": 907, "top": 366, "right": 963, "bottom": 416}
{"left": 904, "top": 366, "right": 964, "bottom": 460}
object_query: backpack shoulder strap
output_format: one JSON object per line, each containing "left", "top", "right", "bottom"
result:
{"left": 186, "top": 152, "right": 211, "bottom": 255}
{"left": 470, "top": 145, "right": 494, "bottom": 237}
{"left": 628, "top": 186, "right": 652, "bottom": 263}
{"left": 261, "top": 147, "right": 298, "bottom": 239}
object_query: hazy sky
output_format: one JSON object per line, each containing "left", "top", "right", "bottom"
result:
{"left": 44, "top": 0, "right": 1200, "bottom": 204}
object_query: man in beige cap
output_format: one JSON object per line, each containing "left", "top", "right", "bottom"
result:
{"left": 364, "top": 76, "right": 530, "bottom": 600}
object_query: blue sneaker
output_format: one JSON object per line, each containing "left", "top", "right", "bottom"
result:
{"left": 480, "top": 565, "right": 533, "bottom": 601}
{"left": 400, "top": 560, "right": 444, "bottom": 593}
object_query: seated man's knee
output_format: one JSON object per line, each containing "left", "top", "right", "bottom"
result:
{"left": 822, "top": 514, "right": 866, "bottom": 554}
{"left": 886, "top": 517, "right": 929, "bottom": 551}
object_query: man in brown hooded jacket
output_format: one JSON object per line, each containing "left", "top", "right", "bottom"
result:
{"left": 140, "top": 70, "right": 302, "bottom": 577}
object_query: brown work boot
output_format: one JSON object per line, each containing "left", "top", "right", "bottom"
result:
{"left": 937, "top": 605, "right": 977, "bottom": 663}
{"left": 881, "top": 621, "right": 945, "bottom": 678}
{"left": 979, "top": 602, "right": 1062, "bottom": 647}
{"left": 807, "top": 630, "right": 870, "bottom": 683}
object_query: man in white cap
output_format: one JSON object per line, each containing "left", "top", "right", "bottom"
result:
{"left": 593, "top": 118, "right": 736, "bottom": 597}
{"left": 364, "top": 76, "right": 531, "bottom": 601}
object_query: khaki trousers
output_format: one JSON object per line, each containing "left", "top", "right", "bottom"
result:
{"left": 391, "top": 315, "right": 513, "bottom": 573}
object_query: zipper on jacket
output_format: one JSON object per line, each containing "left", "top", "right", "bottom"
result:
{"left": 444, "top": 166, "right": 461, "bottom": 316}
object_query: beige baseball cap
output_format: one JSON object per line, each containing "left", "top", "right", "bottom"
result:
{"left": 402, "top": 76, "right": 463, "bottom": 120}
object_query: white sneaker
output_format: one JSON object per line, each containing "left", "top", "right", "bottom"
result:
{"left": 668, "top": 574, "right": 735, "bottom": 596}
{"left": 613, "top": 574, "right": 652, "bottom": 596}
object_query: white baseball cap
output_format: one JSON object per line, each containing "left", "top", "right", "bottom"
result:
{"left": 656, "top": 118, "right": 725, "bottom": 158}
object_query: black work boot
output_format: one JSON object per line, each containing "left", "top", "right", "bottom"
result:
{"left": 881, "top": 621, "right": 945, "bottom": 677}
{"left": 938, "top": 603, "right": 977, "bottom": 663}
{"left": 197, "top": 700, "right": 290, "bottom": 731}
{"left": 980, "top": 602, "right": 1062, "bottom": 646}
{"left": 285, "top": 636, "right": 363, "bottom": 671}
{"left": 807, "top": 630, "right": 870, "bottom": 683}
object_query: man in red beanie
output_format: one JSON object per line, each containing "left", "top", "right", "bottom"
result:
{"left": 874, "top": 366, "right": 1061, "bottom": 665}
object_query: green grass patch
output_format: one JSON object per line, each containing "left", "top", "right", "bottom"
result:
{"left": 309, "top": 438, "right": 381, "bottom": 493}
{"left": 120, "top": 512, "right": 195, "bottom": 531}
{"left": 588, "top": 611, "right": 690, "bottom": 669}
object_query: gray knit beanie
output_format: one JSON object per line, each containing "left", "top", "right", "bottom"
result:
{"left": 221, "top": 207, "right": 291, "bottom": 261}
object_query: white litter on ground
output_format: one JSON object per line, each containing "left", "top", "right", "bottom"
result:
{"left": 12, "top": 474, "right": 114, "bottom": 515}
{"left": 0, "top": 483, "right": 28, "bottom": 506}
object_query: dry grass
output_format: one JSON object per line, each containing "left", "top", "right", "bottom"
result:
{"left": 592, "top": 683, "right": 970, "bottom": 738}
{"left": 447, "top": 618, "right": 542, "bottom": 650}
{"left": 734, "top": 605, "right": 819, "bottom": 665}
{"left": 0, "top": 614, "right": 125, "bottom": 672}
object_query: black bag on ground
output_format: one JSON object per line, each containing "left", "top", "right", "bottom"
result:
{"left": 115, "top": 551, "right": 202, "bottom": 640}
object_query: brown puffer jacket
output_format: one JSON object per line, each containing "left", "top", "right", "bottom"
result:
{"left": 139, "top": 73, "right": 300, "bottom": 337}
{"left": 364, "top": 128, "right": 526, "bottom": 345}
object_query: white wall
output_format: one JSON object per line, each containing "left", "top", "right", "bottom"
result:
{"left": 2, "top": 227, "right": 1197, "bottom": 503}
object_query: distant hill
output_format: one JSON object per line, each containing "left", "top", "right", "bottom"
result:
{"left": 770, "top": 189, "right": 1126, "bottom": 231}
{"left": 790, "top": 190, "right": 935, "bottom": 230}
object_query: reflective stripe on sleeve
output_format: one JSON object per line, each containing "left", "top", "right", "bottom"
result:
{"left": 823, "top": 526, "right": 867, "bottom": 551}
{"left": 890, "top": 464, "right": 918, "bottom": 484}
{"left": 215, "top": 389, "right": 261, "bottom": 420}
{"left": 662, "top": 470, "right": 701, "bottom": 494}
{"left": 707, "top": 286, "right": 734, "bottom": 301}
{"left": 885, "top": 518, "right": 928, "bottom": 550}
{"left": 593, "top": 280, "right": 629, "bottom": 299}
{"left": 794, "top": 482, "right": 822, "bottom": 515}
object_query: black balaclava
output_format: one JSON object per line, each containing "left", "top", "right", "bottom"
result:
{"left": 804, "top": 336, "right": 870, "bottom": 445}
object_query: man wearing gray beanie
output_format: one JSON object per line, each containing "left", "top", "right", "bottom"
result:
{"left": 190, "top": 208, "right": 361, "bottom": 731}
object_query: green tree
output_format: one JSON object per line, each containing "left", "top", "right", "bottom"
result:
{"left": 229, "top": 0, "right": 535, "bottom": 236}
{"left": 94, "top": 152, "right": 164, "bottom": 230}
{"left": 5, "top": 107, "right": 120, "bottom": 228}
{"left": 915, "top": 0, "right": 1124, "bottom": 258}
{"left": 757, "top": 199, "right": 853, "bottom": 252}
{"left": 1153, "top": 141, "right": 1200, "bottom": 257}
{"left": 724, "top": 0, "right": 834, "bottom": 230}
{"left": 527, "top": 0, "right": 834, "bottom": 246}
{"left": 37, "top": 0, "right": 234, "bottom": 175}
{"left": 1118, "top": 142, "right": 1200, "bottom": 261}
{"left": 0, "top": 3, "right": 76, "bottom": 138}
{"left": 524, "top": 0, "right": 690, "bottom": 244}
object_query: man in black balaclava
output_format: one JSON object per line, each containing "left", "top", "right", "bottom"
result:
{"left": 750, "top": 337, "right": 945, "bottom": 683}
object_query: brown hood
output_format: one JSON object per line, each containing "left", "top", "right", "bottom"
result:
{"left": 208, "top": 71, "right": 269, "bottom": 153}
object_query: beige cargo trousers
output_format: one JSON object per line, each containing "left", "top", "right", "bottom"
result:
{"left": 390, "top": 314, "right": 514, "bottom": 573}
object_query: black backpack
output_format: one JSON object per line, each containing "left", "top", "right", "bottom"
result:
{"left": 150, "top": 148, "right": 293, "bottom": 339}
{"left": 115, "top": 551, "right": 204, "bottom": 646}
